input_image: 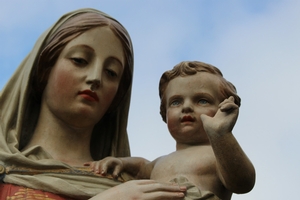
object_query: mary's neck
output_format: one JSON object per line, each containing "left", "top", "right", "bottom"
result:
{"left": 24, "top": 104, "right": 95, "bottom": 166}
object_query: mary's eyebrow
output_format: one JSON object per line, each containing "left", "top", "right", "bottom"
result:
{"left": 106, "top": 56, "right": 124, "bottom": 69}
{"left": 67, "top": 44, "right": 94, "bottom": 53}
{"left": 63, "top": 44, "right": 95, "bottom": 61}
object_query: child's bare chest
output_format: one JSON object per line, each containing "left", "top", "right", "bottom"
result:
{"left": 150, "top": 146, "right": 216, "bottom": 183}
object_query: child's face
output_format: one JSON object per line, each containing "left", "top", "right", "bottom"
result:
{"left": 165, "top": 72, "right": 222, "bottom": 145}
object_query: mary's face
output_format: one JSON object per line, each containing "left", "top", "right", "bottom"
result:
{"left": 41, "top": 26, "right": 125, "bottom": 128}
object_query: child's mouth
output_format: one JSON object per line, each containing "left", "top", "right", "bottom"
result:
{"left": 181, "top": 115, "right": 195, "bottom": 122}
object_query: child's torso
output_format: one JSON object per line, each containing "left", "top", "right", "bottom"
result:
{"left": 150, "top": 145, "right": 230, "bottom": 199}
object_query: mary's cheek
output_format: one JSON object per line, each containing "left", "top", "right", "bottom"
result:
{"left": 52, "top": 71, "right": 76, "bottom": 95}
{"left": 103, "top": 84, "right": 119, "bottom": 104}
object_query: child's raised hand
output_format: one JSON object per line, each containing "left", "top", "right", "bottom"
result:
{"left": 84, "top": 156, "right": 124, "bottom": 179}
{"left": 200, "top": 96, "right": 239, "bottom": 136}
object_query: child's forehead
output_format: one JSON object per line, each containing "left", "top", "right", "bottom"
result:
{"left": 166, "top": 72, "right": 222, "bottom": 94}
{"left": 173, "top": 72, "right": 221, "bottom": 84}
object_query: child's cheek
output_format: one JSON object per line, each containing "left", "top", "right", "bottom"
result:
{"left": 166, "top": 109, "right": 178, "bottom": 132}
{"left": 207, "top": 108, "right": 218, "bottom": 117}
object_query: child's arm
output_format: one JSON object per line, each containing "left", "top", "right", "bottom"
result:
{"left": 201, "top": 96, "right": 256, "bottom": 194}
{"left": 85, "top": 157, "right": 154, "bottom": 179}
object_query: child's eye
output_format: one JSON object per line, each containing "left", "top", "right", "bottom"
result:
{"left": 170, "top": 100, "right": 181, "bottom": 106}
{"left": 71, "top": 57, "right": 88, "bottom": 66}
{"left": 198, "top": 99, "right": 208, "bottom": 104}
{"left": 106, "top": 69, "right": 118, "bottom": 78}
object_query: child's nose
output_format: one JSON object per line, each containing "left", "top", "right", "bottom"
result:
{"left": 182, "top": 101, "right": 193, "bottom": 113}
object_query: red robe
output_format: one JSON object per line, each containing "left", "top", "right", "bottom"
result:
{"left": 0, "top": 184, "right": 76, "bottom": 200}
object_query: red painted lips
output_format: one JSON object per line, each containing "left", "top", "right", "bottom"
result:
{"left": 181, "top": 115, "right": 195, "bottom": 122}
{"left": 78, "top": 90, "right": 99, "bottom": 102}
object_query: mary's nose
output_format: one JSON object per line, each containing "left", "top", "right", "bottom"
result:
{"left": 88, "top": 79, "right": 100, "bottom": 91}
{"left": 86, "top": 62, "right": 103, "bottom": 91}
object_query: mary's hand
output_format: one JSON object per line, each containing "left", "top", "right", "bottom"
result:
{"left": 90, "top": 179, "right": 186, "bottom": 200}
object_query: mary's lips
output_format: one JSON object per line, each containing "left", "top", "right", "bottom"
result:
{"left": 78, "top": 90, "right": 99, "bottom": 102}
{"left": 181, "top": 115, "right": 195, "bottom": 122}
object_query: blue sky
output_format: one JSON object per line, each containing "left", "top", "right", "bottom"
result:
{"left": 1, "top": 1, "right": 299, "bottom": 199}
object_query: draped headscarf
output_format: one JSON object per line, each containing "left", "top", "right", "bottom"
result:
{"left": 0, "top": 8, "right": 133, "bottom": 198}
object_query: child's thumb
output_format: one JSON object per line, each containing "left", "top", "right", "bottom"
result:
{"left": 200, "top": 114, "right": 209, "bottom": 122}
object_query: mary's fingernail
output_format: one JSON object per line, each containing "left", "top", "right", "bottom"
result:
{"left": 179, "top": 186, "right": 186, "bottom": 191}
{"left": 178, "top": 192, "right": 185, "bottom": 197}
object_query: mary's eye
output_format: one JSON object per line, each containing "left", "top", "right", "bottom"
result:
{"left": 198, "top": 99, "right": 208, "bottom": 104}
{"left": 71, "top": 57, "right": 88, "bottom": 66}
{"left": 106, "top": 69, "right": 117, "bottom": 78}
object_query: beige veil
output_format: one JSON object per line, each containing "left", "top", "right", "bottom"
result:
{"left": 0, "top": 8, "right": 133, "bottom": 198}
